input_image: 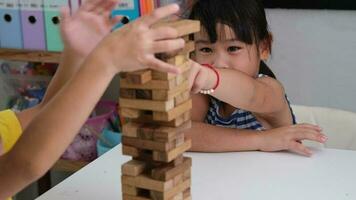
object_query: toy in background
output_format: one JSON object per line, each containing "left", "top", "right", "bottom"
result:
{"left": 61, "top": 101, "right": 122, "bottom": 161}
{"left": 0, "top": 60, "right": 57, "bottom": 111}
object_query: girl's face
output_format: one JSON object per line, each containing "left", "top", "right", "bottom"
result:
{"left": 194, "top": 23, "right": 265, "bottom": 77}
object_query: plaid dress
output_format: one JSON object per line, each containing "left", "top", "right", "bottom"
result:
{"left": 205, "top": 95, "right": 296, "bottom": 131}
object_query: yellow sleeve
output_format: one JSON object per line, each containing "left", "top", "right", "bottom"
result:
{"left": 0, "top": 110, "right": 23, "bottom": 154}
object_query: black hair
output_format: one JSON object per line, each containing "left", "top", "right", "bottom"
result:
{"left": 189, "top": 0, "right": 276, "bottom": 79}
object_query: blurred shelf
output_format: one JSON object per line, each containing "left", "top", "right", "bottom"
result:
{"left": 0, "top": 48, "right": 61, "bottom": 63}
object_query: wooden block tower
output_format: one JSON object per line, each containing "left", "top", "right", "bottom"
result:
{"left": 119, "top": 19, "right": 200, "bottom": 200}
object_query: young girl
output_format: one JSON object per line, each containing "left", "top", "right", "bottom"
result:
{"left": 0, "top": 3, "right": 183, "bottom": 199}
{"left": 186, "top": 0, "right": 327, "bottom": 156}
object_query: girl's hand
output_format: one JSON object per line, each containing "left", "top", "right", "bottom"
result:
{"left": 60, "top": 0, "right": 122, "bottom": 58}
{"left": 93, "top": 4, "right": 185, "bottom": 74}
{"left": 187, "top": 61, "right": 218, "bottom": 93}
{"left": 258, "top": 124, "right": 328, "bottom": 156}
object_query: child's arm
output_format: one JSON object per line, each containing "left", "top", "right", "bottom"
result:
{"left": 188, "top": 92, "right": 327, "bottom": 156}
{"left": 0, "top": 4, "right": 183, "bottom": 198}
{"left": 188, "top": 61, "right": 291, "bottom": 126}
{"left": 15, "top": 0, "right": 123, "bottom": 130}
{"left": 186, "top": 122, "right": 327, "bottom": 156}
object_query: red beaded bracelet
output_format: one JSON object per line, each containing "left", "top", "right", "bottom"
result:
{"left": 200, "top": 63, "right": 220, "bottom": 94}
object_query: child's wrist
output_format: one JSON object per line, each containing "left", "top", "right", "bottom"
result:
{"left": 200, "top": 64, "right": 220, "bottom": 94}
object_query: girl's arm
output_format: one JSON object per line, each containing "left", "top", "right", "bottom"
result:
{"left": 15, "top": 0, "right": 123, "bottom": 130}
{"left": 0, "top": 4, "right": 183, "bottom": 198}
{"left": 189, "top": 61, "right": 288, "bottom": 114}
{"left": 186, "top": 122, "right": 327, "bottom": 156}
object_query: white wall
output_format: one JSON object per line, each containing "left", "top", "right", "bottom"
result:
{"left": 265, "top": 9, "right": 356, "bottom": 112}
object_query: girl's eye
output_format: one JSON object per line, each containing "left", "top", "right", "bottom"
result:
{"left": 227, "top": 46, "right": 241, "bottom": 52}
{"left": 200, "top": 47, "right": 213, "bottom": 53}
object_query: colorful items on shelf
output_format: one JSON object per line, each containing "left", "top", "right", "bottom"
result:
{"left": 0, "top": 0, "right": 187, "bottom": 51}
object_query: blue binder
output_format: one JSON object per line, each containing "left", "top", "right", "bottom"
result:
{"left": 112, "top": 0, "right": 140, "bottom": 29}
{"left": 0, "top": 0, "right": 23, "bottom": 49}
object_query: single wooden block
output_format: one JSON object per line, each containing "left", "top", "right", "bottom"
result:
{"left": 123, "top": 145, "right": 140, "bottom": 157}
{"left": 122, "top": 121, "right": 191, "bottom": 142}
{"left": 122, "top": 160, "right": 147, "bottom": 176}
{"left": 123, "top": 194, "right": 151, "bottom": 200}
{"left": 166, "top": 54, "right": 188, "bottom": 65}
{"left": 151, "top": 157, "right": 192, "bottom": 181}
{"left": 120, "top": 89, "right": 137, "bottom": 99}
{"left": 183, "top": 188, "right": 191, "bottom": 200}
{"left": 122, "top": 136, "right": 176, "bottom": 151}
{"left": 153, "top": 139, "right": 192, "bottom": 162}
{"left": 121, "top": 108, "right": 142, "bottom": 119}
{"left": 122, "top": 184, "right": 140, "bottom": 196}
{"left": 174, "top": 91, "right": 190, "bottom": 106}
{"left": 153, "top": 100, "right": 192, "bottom": 122}
{"left": 151, "top": 61, "right": 190, "bottom": 81}
{"left": 149, "top": 179, "right": 191, "bottom": 200}
{"left": 119, "top": 98, "right": 175, "bottom": 112}
{"left": 134, "top": 111, "right": 191, "bottom": 128}
{"left": 136, "top": 89, "right": 152, "bottom": 100}
{"left": 122, "top": 174, "right": 174, "bottom": 192}
{"left": 183, "top": 169, "right": 191, "bottom": 180}
{"left": 126, "top": 70, "right": 152, "bottom": 84}
{"left": 120, "top": 79, "right": 176, "bottom": 90}
{"left": 152, "top": 19, "right": 200, "bottom": 38}
{"left": 152, "top": 81, "right": 189, "bottom": 101}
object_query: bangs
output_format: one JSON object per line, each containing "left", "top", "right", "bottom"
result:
{"left": 189, "top": 0, "right": 265, "bottom": 45}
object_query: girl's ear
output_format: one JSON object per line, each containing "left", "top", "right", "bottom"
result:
{"left": 259, "top": 33, "right": 273, "bottom": 61}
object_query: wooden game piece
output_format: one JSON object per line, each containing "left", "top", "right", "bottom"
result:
{"left": 151, "top": 61, "right": 190, "bottom": 81}
{"left": 153, "top": 100, "right": 192, "bottom": 122}
{"left": 122, "top": 185, "right": 140, "bottom": 196}
{"left": 151, "top": 157, "right": 192, "bottom": 181}
{"left": 152, "top": 81, "right": 189, "bottom": 101}
{"left": 152, "top": 20, "right": 200, "bottom": 38}
{"left": 122, "top": 121, "right": 191, "bottom": 142}
{"left": 122, "top": 174, "right": 174, "bottom": 192}
{"left": 174, "top": 90, "right": 190, "bottom": 106}
{"left": 122, "top": 136, "right": 176, "bottom": 151}
{"left": 120, "top": 89, "right": 137, "bottom": 99}
{"left": 134, "top": 111, "right": 191, "bottom": 128}
{"left": 123, "top": 194, "right": 150, "bottom": 200}
{"left": 120, "top": 79, "right": 177, "bottom": 90}
{"left": 121, "top": 107, "right": 142, "bottom": 119}
{"left": 126, "top": 70, "right": 152, "bottom": 84}
{"left": 122, "top": 160, "right": 147, "bottom": 176}
{"left": 136, "top": 89, "right": 152, "bottom": 100}
{"left": 123, "top": 145, "right": 141, "bottom": 157}
{"left": 119, "top": 98, "right": 175, "bottom": 112}
{"left": 149, "top": 179, "right": 191, "bottom": 200}
{"left": 153, "top": 140, "right": 192, "bottom": 162}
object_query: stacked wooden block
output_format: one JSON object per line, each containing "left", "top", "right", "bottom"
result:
{"left": 119, "top": 20, "right": 200, "bottom": 200}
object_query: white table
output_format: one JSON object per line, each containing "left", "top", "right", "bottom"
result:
{"left": 37, "top": 145, "right": 356, "bottom": 200}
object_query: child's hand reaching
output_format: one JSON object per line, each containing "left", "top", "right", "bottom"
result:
{"left": 92, "top": 4, "right": 185, "bottom": 74}
{"left": 258, "top": 124, "right": 328, "bottom": 156}
{"left": 187, "top": 60, "right": 218, "bottom": 93}
{"left": 60, "top": 0, "right": 123, "bottom": 59}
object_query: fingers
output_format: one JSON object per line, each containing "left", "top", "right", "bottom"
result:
{"left": 110, "top": 15, "right": 124, "bottom": 27}
{"left": 289, "top": 142, "right": 313, "bottom": 157}
{"left": 187, "top": 61, "right": 200, "bottom": 92}
{"left": 148, "top": 58, "right": 180, "bottom": 74}
{"left": 291, "top": 124, "right": 327, "bottom": 143}
{"left": 60, "top": 6, "right": 71, "bottom": 22}
{"left": 139, "top": 4, "right": 180, "bottom": 27}
{"left": 148, "top": 27, "right": 178, "bottom": 41}
{"left": 151, "top": 38, "right": 185, "bottom": 54}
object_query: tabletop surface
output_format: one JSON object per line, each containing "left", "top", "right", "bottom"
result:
{"left": 37, "top": 145, "right": 356, "bottom": 200}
